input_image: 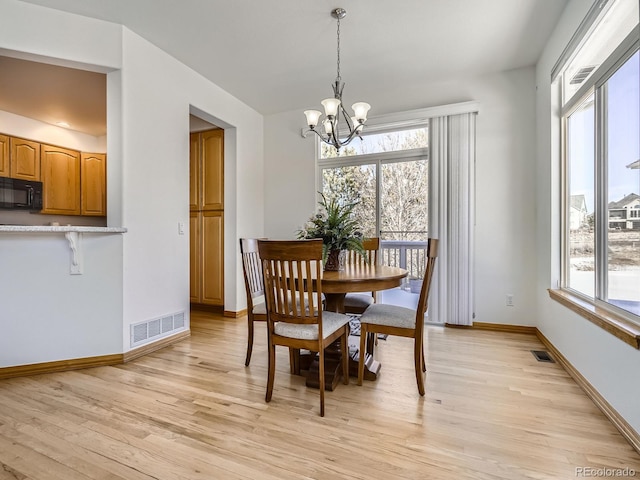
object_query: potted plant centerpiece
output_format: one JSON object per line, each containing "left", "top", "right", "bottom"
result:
{"left": 297, "top": 193, "right": 365, "bottom": 271}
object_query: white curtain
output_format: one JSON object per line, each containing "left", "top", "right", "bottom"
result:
{"left": 429, "top": 112, "right": 477, "bottom": 326}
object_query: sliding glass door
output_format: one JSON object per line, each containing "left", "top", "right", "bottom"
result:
{"left": 319, "top": 126, "right": 430, "bottom": 308}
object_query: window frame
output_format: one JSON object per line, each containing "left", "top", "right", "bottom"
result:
{"left": 316, "top": 121, "right": 429, "bottom": 238}
{"left": 318, "top": 148, "right": 429, "bottom": 239}
{"left": 556, "top": 9, "right": 640, "bottom": 341}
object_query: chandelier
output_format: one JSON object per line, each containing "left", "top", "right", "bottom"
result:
{"left": 303, "top": 8, "right": 371, "bottom": 151}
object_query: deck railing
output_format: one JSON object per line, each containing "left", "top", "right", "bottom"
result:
{"left": 380, "top": 239, "right": 428, "bottom": 281}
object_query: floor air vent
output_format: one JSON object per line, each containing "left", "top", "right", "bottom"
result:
{"left": 131, "top": 311, "right": 187, "bottom": 348}
{"left": 531, "top": 350, "right": 555, "bottom": 363}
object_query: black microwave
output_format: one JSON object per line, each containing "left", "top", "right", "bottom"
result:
{"left": 0, "top": 176, "right": 43, "bottom": 210}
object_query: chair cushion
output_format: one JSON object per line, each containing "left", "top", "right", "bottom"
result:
{"left": 274, "top": 311, "right": 350, "bottom": 340}
{"left": 344, "top": 293, "right": 374, "bottom": 309}
{"left": 252, "top": 302, "right": 267, "bottom": 315}
{"left": 360, "top": 303, "right": 416, "bottom": 329}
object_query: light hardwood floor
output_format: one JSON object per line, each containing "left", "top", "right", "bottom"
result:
{"left": 0, "top": 311, "right": 638, "bottom": 480}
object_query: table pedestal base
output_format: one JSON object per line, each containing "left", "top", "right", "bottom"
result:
{"left": 301, "top": 339, "right": 381, "bottom": 390}
{"left": 348, "top": 350, "right": 381, "bottom": 381}
{"left": 304, "top": 356, "right": 343, "bottom": 391}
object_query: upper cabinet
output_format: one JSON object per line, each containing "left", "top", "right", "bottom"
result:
{"left": 189, "top": 133, "right": 200, "bottom": 211}
{"left": 0, "top": 134, "right": 8, "bottom": 177}
{"left": 190, "top": 129, "right": 224, "bottom": 211}
{"left": 201, "top": 129, "right": 224, "bottom": 211}
{"left": 40, "top": 144, "right": 81, "bottom": 215}
{"left": 0, "top": 132, "right": 107, "bottom": 217}
{"left": 81, "top": 152, "right": 106, "bottom": 216}
{"left": 0, "top": 135, "right": 41, "bottom": 180}
{"left": 11, "top": 138, "right": 40, "bottom": 181}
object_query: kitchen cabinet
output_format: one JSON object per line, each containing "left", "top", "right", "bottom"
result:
{"left": 190, "top": 128, "right": 224, "bottom": 307}
{"left": 189, "top": 133, "right": 199, "bottom": 211}
{"left": 0, "top": 133, "right": 107, "bottom": 217}
{"left": 190, "top": 129, "right": 223, "bottom": 211}
{"left": 191, "top": 211, "right": 224, "bottom": 306}
{"left": 40, "top": 144, "right": 81, "bottom": 215}
{"left": 0, "top": 134, "right": 8, "bottom": 176}
{"left": 201, "top": 129, "right": 224, "bottom": 211}
{"left": 81, "top": 152, "right": 106, "bottom": 216}
{"left": 201, "top": 210, "right": 224, "bottom": 305}
{"left": 7, "top": 137, "right": 40, "bottom": 181}
{"left": 190, "top": 211, "right": 200, "bottom": 303}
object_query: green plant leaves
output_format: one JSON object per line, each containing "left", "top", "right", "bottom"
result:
{"left": 297, "top": 192, "right": 365, "bottom": 259}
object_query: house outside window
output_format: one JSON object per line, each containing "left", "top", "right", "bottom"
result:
{"left": 557, "top": 0, "right": 639, "bottom": 319}
{"left": 570, "top": 194, "right": 589, "bottom": 230}
{"left": 608, "top": 193, "right": 640, "bottom": 228}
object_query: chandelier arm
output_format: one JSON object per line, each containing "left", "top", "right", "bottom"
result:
{"left": 320, "top": 122, "right": 363, "bottom": 150}
{"left": 329, "top": 117, "right": 342, "bottom": 148}
{"left": 304, "top": 128, "right": 329, "bottom": 142}
{"left": 337, "top": 124, "right": 364, "bottom": 146}
{"left": 339, "top": 103, "right": 353, "bottom": 132}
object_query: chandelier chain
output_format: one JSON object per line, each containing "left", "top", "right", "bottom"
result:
{"left": 302, "top": 7, "right": 370, "bottom": 151}
{"left": 336, "top": 16, "right": 341, "bottom": 83}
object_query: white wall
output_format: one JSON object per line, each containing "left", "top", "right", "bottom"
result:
{"left": 0, "top": 0, "right": 125, "bottom": 367}
{"left": 535, "top": 0, "right": 640, "bottom": 433}
{"left": 0, "top": 0, "right": 265, "bottom": 366}
{"left": 263, "top": 109, "right": 318, "bottom": 240}
{"left": 264, "top": 66, "right": 539, "bottom": 327}
{"left": 0, "top": 233, "right": 123, "bottom": 366}
{"left": 118, "top": 28, "right": 264, "bottom": 331}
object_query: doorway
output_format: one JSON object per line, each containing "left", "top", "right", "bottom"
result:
{"left": 189, "top": 114, "right": 225, "bottom": 310}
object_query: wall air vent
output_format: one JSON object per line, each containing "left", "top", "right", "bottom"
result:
{"left": 174, "top": 312, "right": 185, "bottom": 329}
{"left": 531, "top": 350, "right": 555, "bottom": 363}
{"left": 130, "top": 311, "right": 188, "bottom": 348}
{"left": 569, "top": 66, "right": 596, "bottom": 85}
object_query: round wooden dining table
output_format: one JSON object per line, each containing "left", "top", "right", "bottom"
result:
{"left": 303, "top": 263, "right": 408, "bottom": 389}
{"left": 320, "top": 263, "right": 408, "bottom": 313}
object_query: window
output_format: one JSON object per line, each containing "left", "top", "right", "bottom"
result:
{"left": 318, "top": 126, "right": 429, "bottom": 243}
{"left": 566, "top": 92, "right": 595, "bottom": 297}
{"left": 558, "top": 0, "right": 639, "bottom": 320}
{"left": 318, "top": 125, "right": 431, "bottom": 296}
{"left": 316, "top": 106, "right": 477, "bottom": 325}
{"left": 320, "top": 127, "right": 428, "bottom": 159}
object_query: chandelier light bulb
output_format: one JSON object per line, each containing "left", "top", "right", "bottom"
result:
{"left": 304, "top": 110, "right": 322, "bottom": 128}
{"left": 321, "top": 98, "right": 341, "bottom": 117}
{"left": 323, "top": 118, "right": 334, "bottom": 134}
{"left": 352, "top": 102, "right": 371, "bottom": 122}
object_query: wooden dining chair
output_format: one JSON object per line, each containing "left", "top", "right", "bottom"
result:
{"left": 240, "top": 238, "right": 301, "bottom": 373}
{"left": 357, "top": 238, "right": 438, "bottom": 395}
{"left": 344, "top": 237, "right": 380, "bottom": 315}
{"left": 258, "top": 239, "right": 350, "bottom": 417}
{"left": 239, "top": 238, "right": 267, "bottom": 367}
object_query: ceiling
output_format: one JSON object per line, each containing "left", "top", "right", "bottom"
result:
{"left": 7, "top": 0, "right": 568, "bottom": 135}
{"left": 0, "top": 55, "right": 107, "bottom": 136}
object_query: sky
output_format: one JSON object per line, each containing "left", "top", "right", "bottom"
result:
{"left": 569, "top": 50, "right": 639, "bottom": 212}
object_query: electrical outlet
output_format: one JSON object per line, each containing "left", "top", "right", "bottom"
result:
{"left": 506, "top": 294, "right": 514, "bottom": 307}
{"left": 178, "top": 222, "right": 185, "bottom": 235}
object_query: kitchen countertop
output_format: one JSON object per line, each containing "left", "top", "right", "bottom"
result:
{"left": 0, "top": 225, "right": 127, "bottom": 233}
